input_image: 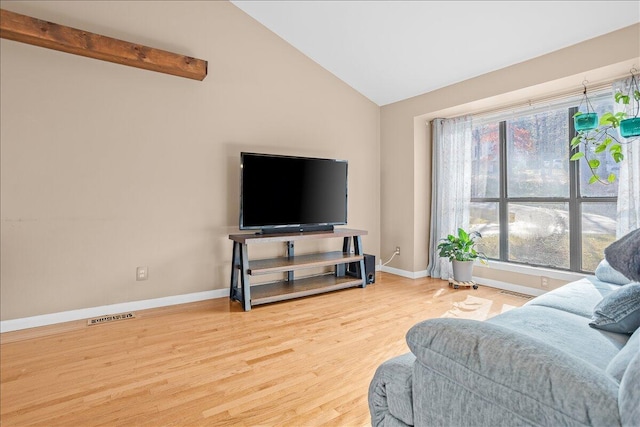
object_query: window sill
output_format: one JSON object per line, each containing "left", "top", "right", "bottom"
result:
{"left": 475, "top": 260, "right": 589, "bottom": 283}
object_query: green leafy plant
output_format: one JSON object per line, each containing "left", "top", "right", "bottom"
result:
{"left": 571, "top": 87, "right": 640, "bottom": 185}
{"left": 437, "top": 228, "right": 488, "bottom": 264}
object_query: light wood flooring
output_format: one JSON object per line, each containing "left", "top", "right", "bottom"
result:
{"left": 0, "top": 273, "right": 531, "bottom": 426}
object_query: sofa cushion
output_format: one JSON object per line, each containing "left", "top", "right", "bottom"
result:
{"left": 596, "top": 259, "right": 633, "bottom": 285}
{"left": 525, "top": 276, "right": 620, "bottom": 318}
{"left": 605, "top": 228, "right": 640, "bottom": 282}
{"left": 407, "top": 319, "right": 620, "bottom": 427}
{"left": 488, "top": 305, "right": 627, "bottom": 370}
{"left": 607, "top": 328, "right": 640, "bottom": 382}
{"left": 590, "top": 283, "right": 640, "bottom": 334}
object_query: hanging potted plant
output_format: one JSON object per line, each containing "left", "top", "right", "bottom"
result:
{"left": 437, "top": 228, "right": 488, "bottom": 283}
{"left": 616, "top": 70, "right": 640, "bottom": 138}
{"left": 570, "top": 69, "right": 640, "bottom": 184}
{"left": 573, "top": 81, "right": 599, "bottom": 132}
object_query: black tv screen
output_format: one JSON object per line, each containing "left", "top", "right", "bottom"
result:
{"left": 240, "top": 152, "right": 348, "bottom": 233}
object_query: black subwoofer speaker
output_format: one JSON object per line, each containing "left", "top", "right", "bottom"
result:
{"left": 363, "top": 253, "right": 376, "bottom": 284}
{"left": 348, "top": 254, "right": 375, "bottom": 284}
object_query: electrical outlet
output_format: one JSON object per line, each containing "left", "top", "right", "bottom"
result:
{"left": 136, "top": 266, "right": 148, "bottom": 281}
{"left": 395, "top": 246, "right": 400, "bottom": 256}
{"left": 540, "top": 276, "right": 549, "bottom": 289}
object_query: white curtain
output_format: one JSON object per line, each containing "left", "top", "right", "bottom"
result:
{"left": 426, "top": 116, "right": 473, "bottom": 279}
{"left": 613, "top": 77, "right": 640, "bottom": 236}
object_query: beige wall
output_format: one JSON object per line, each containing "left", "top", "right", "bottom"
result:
{"left": 381, "top": 24, "right": 640, "bottom": 288}
{"left": 2, "top": 2, "right": 638, "bottom": 322}
{"left": 0, "top": 1, "right": 380, "bottom": 320}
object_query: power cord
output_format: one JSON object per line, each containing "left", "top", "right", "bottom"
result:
{"left": 379, "top": 248, "right": 400, "bottom": 267}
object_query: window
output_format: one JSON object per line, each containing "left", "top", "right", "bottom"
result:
{"left": 470, "top": 92, "right": 618, "bottom": 273}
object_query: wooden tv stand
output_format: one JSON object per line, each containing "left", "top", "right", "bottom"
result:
{"left": 229, "top": 228, "right": 368, "bottom": 311}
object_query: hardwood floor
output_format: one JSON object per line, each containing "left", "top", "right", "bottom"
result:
{"left": 0, "top": 273, "right": 531, "bottom": 426}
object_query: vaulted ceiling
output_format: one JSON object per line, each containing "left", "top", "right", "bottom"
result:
{"left": 231, "top": 1, "right": 640, "bottom": 106}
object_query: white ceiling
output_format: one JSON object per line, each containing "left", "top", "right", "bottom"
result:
{"left": 231, "top": 1, "right": 640, "bottom": 106}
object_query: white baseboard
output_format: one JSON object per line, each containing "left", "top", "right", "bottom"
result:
{"left": 471, "top": 276, "right": 545, "bottom": 297}
{"left": 378, "top": 267, "right": 544, "bottom": 297}
{"left": 380, "top": 265, "right": 428, "bottom": 279}
{"left": 1, "top": 288, "right": 230, "bottom": 333}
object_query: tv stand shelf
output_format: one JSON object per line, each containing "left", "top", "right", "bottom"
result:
{"left": 229, "top": 228, "right": 368, "bottom": 311}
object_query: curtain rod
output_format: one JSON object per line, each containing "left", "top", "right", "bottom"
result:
{"left": 455, "top": 72, "right": 632, "bottom": 122}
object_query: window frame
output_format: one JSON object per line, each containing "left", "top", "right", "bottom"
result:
{"left": 470, "top": 101, "right": 618, "bottom": 273}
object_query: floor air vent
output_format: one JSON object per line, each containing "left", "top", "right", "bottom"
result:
{"left": 499, "top": 290, "right": 534, "bottom": 299}
{"left": 87, "top": 312, "right": 135, "bottom": 326}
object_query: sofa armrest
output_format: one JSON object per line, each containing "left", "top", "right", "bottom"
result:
{"left": 620, "top": 350, "right": 640, "bottom": 427}
{"left": 368, "top": 353, "right": 415, "bottom": 427}
{"left": 407, "top": 318, "right": 620, "bottom": 427}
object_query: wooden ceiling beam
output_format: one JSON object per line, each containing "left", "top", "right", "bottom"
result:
{"left": 0, "top": 8, "right": 207, "bottom": 81}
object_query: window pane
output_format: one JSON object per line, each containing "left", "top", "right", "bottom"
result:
{"left": 471, "top": 123, "right": 500, "bottom": 198}
{"left": 578, "top": 96, "right": 620, "bottom": 198}
{"left": 508, "top": 202, "right": 569, "bottom": 268}
{"left": 581, "top": 202, "right": 617, "bottom": 272}
{"left": 507, "top": 109, "right": 569, "bottom": 198}
{"left": 469, "top": 202, "right": 499, "bottom": 259}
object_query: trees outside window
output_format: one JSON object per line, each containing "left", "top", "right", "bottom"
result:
{"left": 470, "top": 93, "right": 617, "bottom": 273}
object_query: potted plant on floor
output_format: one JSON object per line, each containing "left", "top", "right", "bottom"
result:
{"left": 437, "top": 228, "right": 488, "bottom": 283}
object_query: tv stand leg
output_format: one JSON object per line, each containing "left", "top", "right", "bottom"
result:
{"left": 354, "top": 236, "right": 366, "bottom": 288}
{"left": 240, "top": 243, "right": 251, "bottom": 311}
{"left": 230, "top": 241, "right": 253, "bottom": 310}
{"left": 336, "top": 236, "right": 352, "bottom": 277}
{"left": 342, "top": 236, "right": 352, "bottom": 253}
{"left": 286, "top": 241, "right": 294, "bottom": 282}
{"left": 230, "top": 242, "right": 241, "bottom": 302}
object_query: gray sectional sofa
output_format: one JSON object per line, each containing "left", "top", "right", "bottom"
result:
{"left": 369, "top": 265, "right": 640, "bottom": 426}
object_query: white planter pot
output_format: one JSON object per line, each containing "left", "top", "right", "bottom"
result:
{"left": 452, "top": 260, "right": 474, "bottom": 282}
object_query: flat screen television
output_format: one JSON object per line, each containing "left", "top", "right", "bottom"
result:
{"left": 240, "top": 152, "right": 348, "bottom": 234}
